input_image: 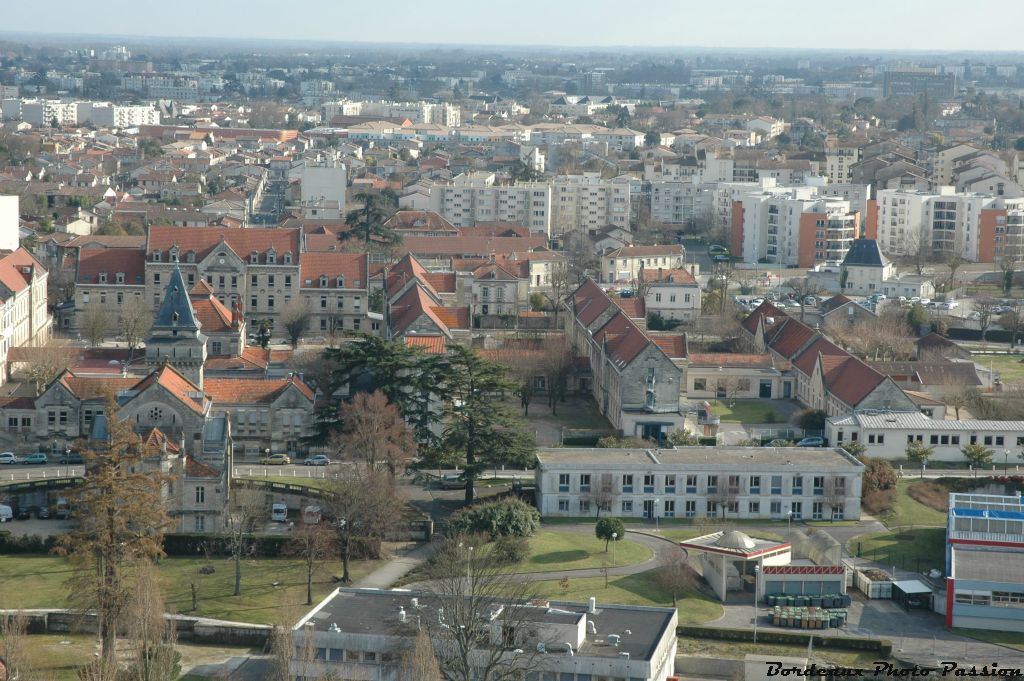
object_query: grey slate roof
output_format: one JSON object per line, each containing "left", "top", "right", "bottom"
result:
{"left": 153, "top": 265, "right": 201, "bottom": 331}
{"left": 841, "top": 239, "right": 890, "bottom": 268}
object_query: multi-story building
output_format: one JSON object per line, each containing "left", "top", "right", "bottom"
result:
{"left": 729, "top": 180, "right": 861, "bottom": 267}
{"left": 73, "top": 245, "right": 147, "bottom": 335}
{"left": 298, "top": 252, "right": 377, "bottom": 336}
{"left": 882, "top": 67, "right": 958, "bottom": 99}
{"left": 535, "top": 446, "right": 864, "bottom": 521}
{"left": 876, "top": 187, "right": 1000, "bottom": 261}
{"left": 300, "top": 155, "right": 347, "bottom": 220}
{"left": 602, "top": 245, "right": 687, "bottom": 284}
{"left": 643, "top": 267, "right": 701, "bottom": 321}
{"left": 946, "top": 493, "right": 1024, "bottom": 633}
{"left": 549, "top": 174, "right": 632, "bottom": 236}
{"left": 565, "top": 280, "right": 687, "bottom": 439}
{"left": 292, "top": 588, "right": 679, "bottom": 681}
{"left": 825, "top": 136, "right": 869, "bottom": 184}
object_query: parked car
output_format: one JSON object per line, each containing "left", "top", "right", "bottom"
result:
{"left": 0, "top": 452, "right": 17, "bottom": 465}
{"left": 36, "top": 506, "right": 50, "bottom": 520}
{"left": 59, "top": 452, "right": 84, "bottom": 465}
{"left": 260, "top": 453, "right": 291, "bottom": 465}
{"left": 305, "top": 455, "right": 331, "bottom": 466}
{"left": 271, "top": 503, "right": 288, "bottom": 522}
{"left": 52, "top": 498, "right": 68, "bottom": 519}
{"left": 804, "top": 296, "right": 818, "bottom": 306}
{"left": 0, "top": 504, "right": 12, "bottom": 522}
{"left": 765, "top": 439, "right": 792, "bottom": 447}
{"left": 784, "top": 299, "right": 801, "bottom": 308}
{"left": 23, "top": 453, "right": 48, "bottom": 465}
{"left": 919, "top": 298, "right": 931, "bottom": 306}
{"left": 14, "top": 506, "right": 31, "bottom": 520}
{"left": 797, "top": 437, "right": 825, "bottom": 447}
{"left": 439, "top": 473, "right": 467, "bottom": 489}
{"left": 708, "top": 244, "right": 729, "bottom": 256}
{"left": 713, "top": 254, "right": 731, "bottom": 262}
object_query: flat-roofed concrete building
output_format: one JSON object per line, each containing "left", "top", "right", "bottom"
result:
{"left": 291, "top": 588, "right": 679, "bottom": 681}
{"left": 535, "top": 446, "right": 863, "bottom": 522}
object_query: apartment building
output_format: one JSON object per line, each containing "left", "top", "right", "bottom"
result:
{"left": 946, "top": 493, "right": 1024, "bottom": 633}
{"left": 292, "top": 588, "right": 679, "bottom": 681}
{"left": 535, "top": 446, "right": 864, "bottom": 521}
{"left": 643, "top": 267, "right": 701, "bottom": 321}
{"left": 876, "top": 187, "right": 994, "bottom": 261}
{"left": 549, "top": 174, "right": 633, "bottom": 236}
{"left": 412, "top": 172, "right": 552, "bottom": 234}
{"left": 300, "top": 155, "right": 347, "bottom": 219}
{"left": 729, "top": 182, "right": 860, "bottom": 267}
{"left": 882, "top": 67, "right": 958, "bottom": 98}
{"left": 825, "top": 136, "right": 869, "bottom": 184}
{"left": 299, "top": 252, "right": 377, "bottom": 336}
{"left": 825, "top": 411, "right": 1024, "bottom": 464}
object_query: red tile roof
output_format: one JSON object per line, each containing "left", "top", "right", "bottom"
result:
{"left": 792, "top": 336, "right": 846, "bottom": 377}
{"left": 131, "top": 365, "right": 208, "bottom": 414}
{"left": 203, "top": 375, "right": 314, "bottom": 404}
{"left": 593, "top": 312, "right": 649, "bottom": 369}
{"left": 572, "top": 280, "right": 615, "bottom": 327}
{"left": 146, "top": 226, "right": 300, "bottom": 264}
{"left": 741, "top": 301, "right": 787, "bottom": 335}
{"left": 386, "top": 254, "right": 437, "bottom": 299}
{"left": 144, "top": 427, "right": 181, "bottom": 454}
{"left": 651, "top": 334, "right": 688, "bottom": 359}
{"left": 766, "top": 318, "right": 817, "bottom": 359}
{"left": 423, "top": 272, "right": 457, "bottom": 293}
{"left": 390, "top": 284, "right": 450, "bottom": 338}
{"left": 397, "top": 234, "right": 547, "bottom": 259}
{"left": 76, "top": 247, "right": 147, "bottom": 286}
{"left": 431, "top": 306, "right": 471, "bottom": 330}
{"left": 299, "top": 252, "right": 368, "bottom": 289}
{"left": 384, "top": 211, "right": 457, "bottom": 232}
{"left": 612, "top": 297, "right": 646, "bottom": 318}
{"left": 644, "top": 267, "right": 697, "bottom": 285}
{"left": 404, "top": 336, "right": 447, "bottom": 354}
{"left": 0, "top": 248, "right": 43, "bottom": 298}
{"left": 184, "top": 455, "right": 221, "bottom": 479}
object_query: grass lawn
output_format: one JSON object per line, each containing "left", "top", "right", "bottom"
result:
{"left": 531, "top": 571, "right": 723, "bottom": 625}
{"left": 847, "top": 528, "right": 946, "bottom": 573}
{"left": 518, "top": 530, "right": 651, "bottom": 573}
{"left": 0, "top": 555, "right": 382, "bottom": 624}
{"left": 711, "top": 400, "right": 783, "bottom": 424}
{"left": 877, "top": 479, "right": 948, "bottom": 528}
{"left": 956, "top": 628, "right": 1024, "bottom": 652}
{"left": 677, "top": 636, "right": 882, "bottom": 666}
{"left": 973, "top": 353, "right": 1024, "bottom": 385}
{"left": 0, "top": 634, "right": 95, "bottom": 681}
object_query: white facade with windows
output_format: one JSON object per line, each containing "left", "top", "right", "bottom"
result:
{"left": 827, "top": 411, "right": 1024, "bottom": 464}
{"left": 535, "top": 447, "right": 863, "bottom": 521}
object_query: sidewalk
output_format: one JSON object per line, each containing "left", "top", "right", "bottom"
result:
{"left": 352, "top": 541, "right": 438, "bottom": 589}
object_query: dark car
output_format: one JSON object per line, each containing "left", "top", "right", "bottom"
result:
{"left": 59, "top": 452, "right": 84, "bottom": 465}
{"left": 14, "top": 507, "right": 31, "bottom": 520}
{"left": 36, "top": 506, "right": 51, "bottom": 520}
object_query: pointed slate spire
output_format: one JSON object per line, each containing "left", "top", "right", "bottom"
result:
{"left": 153, "top": 265, "right": 201, "bottom": 332}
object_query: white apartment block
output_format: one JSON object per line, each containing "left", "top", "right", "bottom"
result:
{"left": 876, "top": 187, "right": 991, "bottom": 261}
{"left": 825, "top": 137, "right": 866, "bottom": 184}
{"left": 549, "top": 174, "right": 632, "bottom": 236}
{"left": 300, "top": 155, "right": 347, "bottom": 220}
{"left": 535, "top": 447, "right": 864, "bottom": 521}
{"left": 323, "top": 99, "right": 461, "bottom": 126}
{"left": 650, "top": 179, "right": 716, "bottom": 226}
{"left": 20, "top": 99, "right": 78, "bottom": 127}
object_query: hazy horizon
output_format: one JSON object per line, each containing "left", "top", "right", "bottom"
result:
{"left": 4, "top": 0, "right": 1024, "bottom": 53}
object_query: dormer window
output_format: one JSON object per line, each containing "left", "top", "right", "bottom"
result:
{"left": 250, "top": 251, "right": 259, "bottom": 264}
{"left": 186, "top": 251, "right": 196, "bottom": 263}
{"left": 283, "top": 252, "right": 292, "bottom": 264}
{"left": 170, "top": 247, "right": 179, "bottom": 262}
{"left": 153, "top": 252, "right": 161, "bottom": 262}
{"left": 267, "top": 249, "right": 276, "bottom": 265}
{"left": 116, "top": 272, "right": 124, "bottom": 284}
{"left": 98, "top": 272, "right": 107, "bottom": 284}
{"left": 320, "top": 275, "right": 328, "bottom": 288}
{"left": 336, "top": 276, "right": 345, "bottom": 288}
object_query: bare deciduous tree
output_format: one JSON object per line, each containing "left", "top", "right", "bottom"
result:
{"left": 224, "top": 489, "right": 266, "bottom": 597}
{"left": 582, "top": 473, "right": 617, "bottom": 518}
{"left": 286, "top": 522, "right": 337, "bottom": 606}
{"left": 0, "top": 613, "right": 29, "bottom": 681}
{"left": 121, "top": 296, "right": 154, "bottom": 359}
{"left": 21, "top": 337, "right": 75, "bottom": 395}
{"left": 655, "top": 548, "right": 697, "bottom": 606}
{"left": 543, "top": 336, "right": 574, "bottom": 416}
{"left": 325, "top": 471, "right": 404, "bottom": 583}
{"left": 400, "top": 628, "right": 443, "bottom": 681}
{"left": 974, "top": 296, "right": 1000, "bottom": 342}
{"left": 335, "top": 390, "right": 415, "bottom": 476}
{"left": 123, "top": 562, "right": 180, "bottom": 681}
{"left": 785, "top": 276, "right": 824, "bottom": 323}
{"left": 80, "top": 302, "right": 112, "bottom": 347}
{"left": 281, "top": 298, "right": 313, "bottom": 348}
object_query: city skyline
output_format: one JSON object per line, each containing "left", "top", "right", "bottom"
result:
{"left": 4, "top": 0, "right": 1024, "bottom": 52}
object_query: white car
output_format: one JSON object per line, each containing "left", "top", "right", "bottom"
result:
{"left": 0, "top": 452, "right": 16, "bottom": 465}
{"left": 919, "top": 298, "right": 931, "bottom": 306}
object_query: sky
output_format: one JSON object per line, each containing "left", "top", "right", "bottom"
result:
{"left": 3, "top": 0, "right": 1024, "bottom": 52}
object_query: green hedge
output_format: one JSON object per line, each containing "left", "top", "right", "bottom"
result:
{"left": 0, "top": 531, "right": 57, "bottom": 554}
{"left": 161, "top": 533, "right": 381, "bottom": 559}
{"left": 677, "top": 625, "right": 893, "bottom": 657}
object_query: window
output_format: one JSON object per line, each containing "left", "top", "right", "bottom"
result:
{"left": 664, "top": 475, "right": 676, "bottom": 493}
{"left": 812, "top": 476, "right": 825, "bottom": 495}
{"left": 792, "top": 476, "right": 803, "bottom": 495}
{"left": 685, "top": 500, "right": 697, "bottom": 518}
{"left": 686, "top": 475, "right": 697, "bottom": 493}
{"left": 663, "top": 500, "right": 675, "bottom": 517}
{"left": 643, "top": 474, "right": 655, "bottom": 493}
{"left": 621, "top": 500, "right": 633, "bottom": 513}
{"left": 727, "top": 475, "right": 740, "bottom": 493}
{"left": 771, "top": 475, "right": 782, "bottom": 495}
{"left": 321, "top": 295, "right": 328, "bottom": 309}
{"left": 770, "top": 501, "right": 782, "bottom": 515}
{"left": 251, "top": 274, "right": 258, "bottom": 287}
{"left": 707, "top": 475, "right": 718, "bottom": 494}
{"left": 791, "top": 502, "right": 803, "bottom": 519}
{"left": 693, "top": 378, "right": 707, "bottom": 391}
{"left": 812, "top": 502, "right": 824, "bottom": 520}
{"left": 951, "top": 436, "right": 960, "bottom": 445}
{"left": 749, "top": 475, "right": 761, "bottom": 494}
{"left": 250, "top": 296, "right": 258, "bottom": 309}
{"left": 267, "top": 296, "right": 275, "bottom": 308}
{"left": 749, "top": 501, "right": 760, "bottom": 515}
{"left": 996, "top": 436, "right": 1005, "bottom": 446}
{"left": 558, "top": 474, "right": 570, "bottom": 492}
{"left": 232, "top": 276, "right": 238, "bottom": 289}
{"left": 117, "top": 292, "right": 123, "bottom": 304}
{"left": 621, "top": 475, "right": 633, "bottom": 493}
{"left": 726, "top": 501, "right": 739, "bottom": 514}
{"left": 268, "top": 275, "right": 276, "bottom": 287}
{"left": 211, "top": 341, "right": 222, "bottom": 355}
{"left": 148, "top": 407, "right": 163, "bottom": 422}
{"left": 153, "top": 273, "right": 161, "bottom": 285}
{"left": 706, "top": 500, "right": 717, "bottom": 516}
{"left": 579, "top": 474, "right": 591, "bottom": 492}
{"left": 195, "top": 487, "right": 205, "bottom": 504}
{"left": 984, "top": 436, "right": 993, "bottom": 446}
{"left": 558, "top": 499, "right": 570, "bottom": 512}
{"left": 194, "top": 515, "right": 205, "bottom": 532}
{"left": 930, "top": 435, "right": 939, "bottom": 445}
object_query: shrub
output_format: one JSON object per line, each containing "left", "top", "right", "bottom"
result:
{"left": 595, "top": 517, "right": 626, "bottom": 552}
{"left": 491, "top": 535, "right": 530, "bottom": 565}
{"left": 859, "top": 456, "right": 897, "bottom": 492}
{"left": 446, "top": 498, "right": 540, "bottom": 539}
{"left": 0, "top": 532, "right": 57, "bottom": 554}
{"left": 667, "top": 428, "right": 700, "bottom": 446}
{"left": 763, "top": 408, "right": 778, "bottom": 423}
{"left": 795, "top": 408, "right": 827, "bottom": 431}
{"left": 597, "top": 435, "right": 650, "bottom": 448}
{"left": 862, "top": 488, "right": 895, "bottom": 515}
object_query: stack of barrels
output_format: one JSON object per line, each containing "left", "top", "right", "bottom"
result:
{"left": 767, "top": 604, "right": 848, "bottom": 629}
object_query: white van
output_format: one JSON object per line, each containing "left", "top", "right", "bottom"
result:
{"left": 271, "top": 503, "right": 288, "bottom": 523}
{"left": 0, "top": 504, "right": 12, "bottom": 522}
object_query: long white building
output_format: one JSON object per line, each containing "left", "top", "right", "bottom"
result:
{"left": 535, "top": 446, "right": 864, "bottom": 521}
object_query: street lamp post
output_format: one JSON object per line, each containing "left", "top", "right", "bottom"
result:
{"left": 1005, "top": 449, "right": 1011, "bottom": 474}
{"left": 753, "top": 564, "right": 760, "bottom": 643}
{"left": 655, "top": 498, "right": 660, "bottom": 531}
{"left": 787, "top": 509, "right": 792, "bottom": 530}
{"left": 611, "top": 532, "right": 618, "bottom": 563}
